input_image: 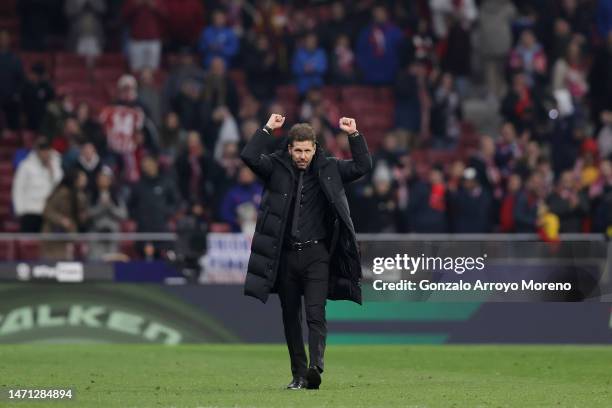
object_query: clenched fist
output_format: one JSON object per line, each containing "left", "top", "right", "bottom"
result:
{"left": 266, "top": 114, "right": 285, "bottom": 130}
{"left": 339, "top": 117, "right": 357, "bottom": 134}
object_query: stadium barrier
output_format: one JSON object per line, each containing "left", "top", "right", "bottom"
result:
{"left": 0, "top": 233, "right": 610, "bottom": 344}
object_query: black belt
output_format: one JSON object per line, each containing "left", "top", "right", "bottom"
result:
{"left": 283, "top": 239, "right": 323, "bottom": 251}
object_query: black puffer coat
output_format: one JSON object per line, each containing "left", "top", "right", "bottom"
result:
{"left": 240, "top": 128, "right": 372, "bottom": 304}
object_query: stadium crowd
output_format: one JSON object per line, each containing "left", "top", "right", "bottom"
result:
{"left": 1, "top": 0, "right": 612, "bottom": 259}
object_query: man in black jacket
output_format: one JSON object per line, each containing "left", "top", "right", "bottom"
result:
{"left": 240, "top": 114, "right": 372, "bottom": 390}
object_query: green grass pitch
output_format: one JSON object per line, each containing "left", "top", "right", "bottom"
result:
{"left": 0, "top": 344, "right": 610, "bottom": 407}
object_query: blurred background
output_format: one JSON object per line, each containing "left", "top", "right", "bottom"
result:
{"left": 0, "top": 0, "right": 610, "bottom": 345}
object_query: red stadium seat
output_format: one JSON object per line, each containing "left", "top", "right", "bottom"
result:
{"left": 54, "top": 67, "right": 89, "bottom": 83}
{"left": 0, "top": 241, "right": 15, "bottom": 261}
{"left": 341, "top": 86, "right": 375, "bottom": 102}
{"left": 276, "top": 85, "right": 299, "bottom": 102}
{"left": 92, "top": 67, "right": 124, "bottom": 85}
{"left": 55, "top": 52, "right": 87, "bottom": 68}
{"left": 321, "top": 86, "right": 340, "bottom": 103}
{"left": 1, "top": 130, "right": 20, "bottom": 147}
{"left": 3, "top": 220, "right": 19, "bottom": 233}
{"left": 0, "top": 162, "right": 13, "bottom": 176}
{"left": 94, "top": 53, "right": 127, "bottom": 69}
{"left": 56, "top": 82, "right": 94, "bottom": 98}
{"left": 17, "top": 240, "right": 41, "bottom": 261}
{"left": 0, "top": 147, "right": 16, "bottom": 161}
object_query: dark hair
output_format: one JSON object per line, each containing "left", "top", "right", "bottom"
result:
{"left": 288, "top": 123, "right": 316, "bottom": 146}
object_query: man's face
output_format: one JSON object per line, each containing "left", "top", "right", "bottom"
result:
{"left": 213, "top": 11, "right": 226, "bottom": 27}
{"left": 37, "top": 148, "right": 51, "bottom": 165}
{"left": 142, "top": 157, "right": 158, "bottom": 177}
{"left": 288, "top": 140, "right": 316, "bottom": 170}
{"left": 81, "top": 143, "right": 95, "bottom": 160}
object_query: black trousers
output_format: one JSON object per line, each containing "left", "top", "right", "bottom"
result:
{"left": 19, "top": 214, "right": 43, "bottom": 233}
{"left": 278, "top": 242, "right": 329, "bottom": 379}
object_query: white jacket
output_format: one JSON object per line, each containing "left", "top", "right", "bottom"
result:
{"left": 12, "top": 150, "right": 63, "bottom": 216}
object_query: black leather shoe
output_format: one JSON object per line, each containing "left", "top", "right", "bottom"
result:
{"left": 306, "top": 366, "right": 322, "bottom": 389}
{"left": 286, "top": 377, "right": 307, "bottom": 390}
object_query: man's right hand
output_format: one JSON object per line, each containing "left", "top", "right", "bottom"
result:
{"left": 266, "top": 114, "right": 285, "bottom": 130}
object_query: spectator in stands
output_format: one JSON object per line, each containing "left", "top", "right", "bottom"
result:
{"left": 21, "top": 62, "right": 55, "bottom": 131}
{"left": 393, "top": 154, "right": 417, "bottom": 232}
{"left": 200, "top": 57, "right": 239, "bottom": 149}
{"left": 41, "top": 94, "right": 76, "bottom": 140}
{"left": 468, "top": 135, "right": 502, "bottom": 196}
{"left": 499, "top": 173, "right": 523, "bottom": 232}
{"left": 546, "top": 170, "right": 589, "bottom": 232}
{"left": 495, "top": 122, "right": 522, "bottom": 177}
{"left": 17, "top": 0, "right": 54, "bottom": 51}
{"left": 394, "top": 59, "right": 428, "bottom": 134}
{"left": 162, "top": 49, "right": 206, "bottom": 115}
{"left": 598, "top": 110, "right": 612, "bottom": 159}
{"left": 243, "top": 34, "right": 279, "bottom": 102}
{"left": 87, "top": 166, "right": 128, "bottom": 260}
{"left": 430, "top": 72, "right": 462, "bottom": 148}
{"left": 76, "top": 101, "right": 106, "bottom": 158}
{"left": 329, "top": 34, "right": 356, "bottom": 84}
{"left": 171, "top": 76, "right": 206, "bottom": 132}
{"left": 138, "top": 68, "right": 161, "bottom": 126}
{"left": 589, "top": 33, "right": 612, "bottom": 130}
{"left": 122, "top": 0, "right": 166, "bottom": 72}
{"left": 202, "top": 57, "right": 239, "bottom": 116}
{"left": 219, "top": 165, "right": 262, "bottom": 232}
{"left": 501, "top": 72, "right": 541, "bottom": 132}
{"left": 442, "top": 18, "right": 473, "bottom": 97}
{"left": 198, "top": 9, "right": 239, "bottom": 68}
{"left": 513, "top": 172, "right": 546, "bottom": 232}
{"left": 407, "top": 165, "right": 448, "bottom": 232}
{"left": 574, "top": 138, "right": 600, "bottom": 189}
{"left": 164, "top": 0, "right": 205, "bottom": 50}
{"left": 99, "top": 74, "right": 146, "bottom": 182}
{"left": 53, "top": 117, "right": 85, "bottom": 164}
{"left": 374, "top": 132, "right": 405, "bottom": 168}
{"left": 479, "top": 0, "right": 517, "bottom": 100}
{"left": 429, "top": 0, "right": 478, "bottom": 38}
{"left": 292, "top": 33, "right": 328, "bottom": 95}
{"left": 552, "top": 40, "right": 589, "bottom": 105}
{"left": 357, "top": 163, "right": 398, "bottom": 232}
{"left": 355, "top": 6, "right": 403, "bottom": 85}
{"left": 321, "top": 2, "right": 356, "bottom": 50}
{"left": 12, "top": 138, "right": 64, "bottom": 233}
{"left": 74, "top": 142, "right": 102, "bottom": 197}
{"left": 41, "top": 169, "right": 89, "bottom": 260}
{"left": 0, "top": 30, "right": 24, "bottom": 130}
{"left": 448, "top": 167, "right": 493, "bottom": 233}
{"left": 129, "top": 154, "right": 179, "bottom": 234}
{"left": 508, "top": 29, "right": 548, "bottom": 89}
{"left": 591, "top": 158, "right": 612, "bottom": 232}
{"left": 175, "top": 131, "right": 221, "bottom": 209}
{"left": 597, "top": 0, "right": 612, "bottom": 37}
{"left": 65, "top": 0, "right": 107, "bottom": 59}
{"left": 216, "top": 141, "right": 243, "bottom": 194}
{"left": 159, "top": 111, "right": 185, "bottom": 159}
